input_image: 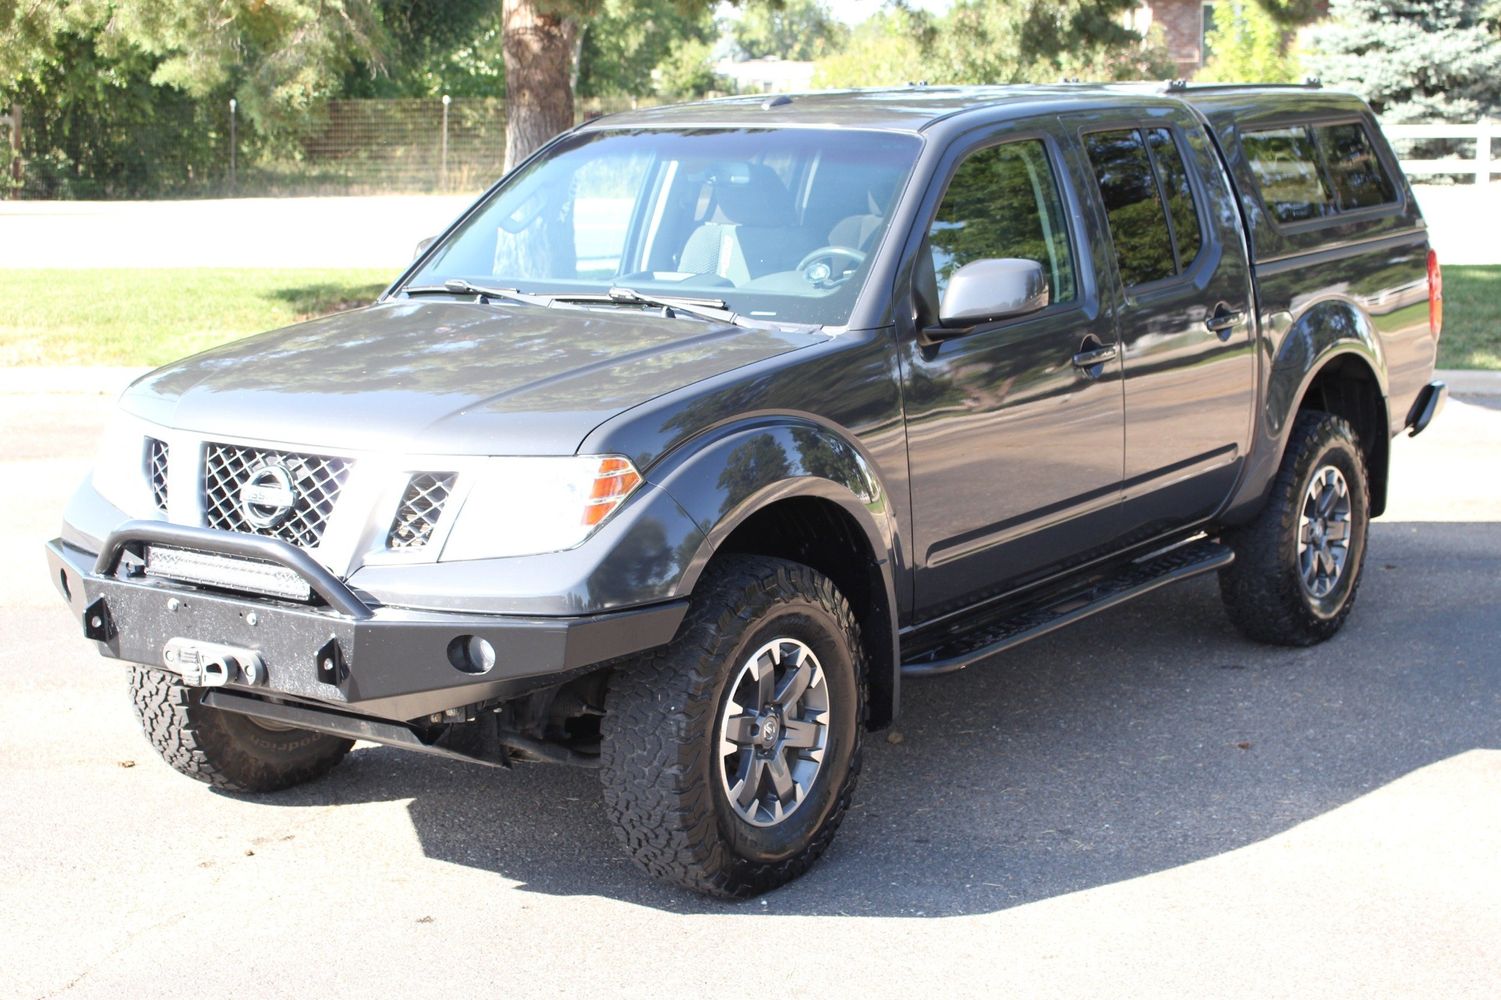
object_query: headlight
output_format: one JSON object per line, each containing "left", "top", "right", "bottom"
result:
{"left": 440, "top": 455, "right": 642, "bottom": 560}
{"left": 89, "top": 413, "right": 159, "bottom": 517}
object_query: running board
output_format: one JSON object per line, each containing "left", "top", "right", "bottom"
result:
{"left": 900, "top": 538, "right": 1234, "bottom": 677}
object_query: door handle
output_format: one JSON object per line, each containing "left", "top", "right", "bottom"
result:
{"left": 1071, "top": 344, "right": 1118, "bottom": 370}
{"left": 1204, "top": 304, "right": 1247, "bottom": 335}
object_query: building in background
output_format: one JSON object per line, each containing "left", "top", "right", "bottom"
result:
{"left": 713, "top": 56, "right": 817, "bottom": 95}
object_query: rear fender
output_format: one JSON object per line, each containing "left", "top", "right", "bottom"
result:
{"left": 1224, "top": 296, "right": 1390, "bottom": 521}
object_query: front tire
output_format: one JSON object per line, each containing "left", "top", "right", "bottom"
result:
{"left": 600, "top": 555, "right": 865, "bottom": 898}
{"left": 129, "top": 666, "right": 352, "bottom": 793}
{"left": 1219, "top": 410, "right": 1371, "bottom": 646}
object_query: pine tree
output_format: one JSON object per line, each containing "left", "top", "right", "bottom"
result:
{"left": 1304, "top": 0, "right": 1501, "bottom": 121}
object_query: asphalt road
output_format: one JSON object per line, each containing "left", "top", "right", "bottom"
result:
{"left": 1, "top": 382, "right": 1498, "bottom": 999}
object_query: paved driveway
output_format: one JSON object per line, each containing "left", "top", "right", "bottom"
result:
{"left": 1, "top": 383, "right": 1497, "bottom": 998}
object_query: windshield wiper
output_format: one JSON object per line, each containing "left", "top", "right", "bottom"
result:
{"left": 403, "top": 278, "right": 554, "bottom": 308}
{"left": 547, "top": 287, "right": 743, "bottom": 326}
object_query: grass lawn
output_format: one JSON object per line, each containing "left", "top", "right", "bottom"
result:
{"left": 0, "top": 268, "right": 392, "bottom": 367}
{"left": 1440, "top": 265, "right": 1501, "bottom": 370}
{"left": 0, "top": 264, "right": 1497, "bottom": 370}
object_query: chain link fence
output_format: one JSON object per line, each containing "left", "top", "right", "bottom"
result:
{"left": 4, "top": 95, "right": 661, "bottom": 200}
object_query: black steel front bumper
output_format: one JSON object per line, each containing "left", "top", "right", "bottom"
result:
{"left": 45, "top": 521, "right": 688, "bottom": 723}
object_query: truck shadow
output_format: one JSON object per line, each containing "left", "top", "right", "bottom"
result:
{"left": 264, "top": 520, "right": 1501, "bottom": 916}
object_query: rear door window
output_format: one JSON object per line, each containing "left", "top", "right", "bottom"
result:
{"left": 1241, "top": 126, "right": 1334, "bottom": 223}
{"left": 1242, "top": 121, "right": 1397, "bottom": 224}
{"left": 1084, "top": 127, "right": 1202, "bottom": 288}
{"left": 1315, "top": 121, "right": 1398, "bottom": 211}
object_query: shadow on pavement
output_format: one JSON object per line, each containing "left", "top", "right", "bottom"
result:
{"left": 249, "top": 520, "right": 1501, "bottom": 916}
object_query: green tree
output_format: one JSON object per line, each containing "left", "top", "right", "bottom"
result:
{"left": 1249, "top": 0, "right": 1324, "bottom": 25}
{"left": 578, "top": 0, "right": 719, "bottom": 99}
{"left": 811, "top": 9, "right": 931, "bottom": 88}
{"left": 815, "top": 0, "right": 1166, "bottom": 88}
{"left": 651, "top": 38, "right": 726, "bottom": 98}
{"left": 2, "top": 1, "right": 388, "bottom": 140}
{"left": 1304, "top": 0, "right": 1501, "bottom": 121}
{"left": 1197, "top": 0, "right": 1301, "bottom": 83}
{"left": 934, "top": 0, "right": 1166, "bottom": 83}
{"left": 731, "top": 0, "right": 848, "bottom": 61}
{"left": 345, "top": 0, "right": 504, "bottom": 98}
{"left": 110, "top": 1, "right": 386, "bottom": 136}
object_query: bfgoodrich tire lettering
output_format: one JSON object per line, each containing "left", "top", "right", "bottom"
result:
{"left": 599, "top": 555, "right": 865, "bottom": 898}
{"left": 1219, "top": 410, "right": 1371, "bottom": 646}
{"left": 129, "top": 665, "right": 352, "bottom": 793}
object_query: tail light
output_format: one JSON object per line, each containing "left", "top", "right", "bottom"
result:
{"left": 1427, "top": 248, "right": 1443, "bottom": 339}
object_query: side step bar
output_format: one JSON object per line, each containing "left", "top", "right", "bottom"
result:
{"left": 901, "top": 538, "right": 1234, "bottom": 677}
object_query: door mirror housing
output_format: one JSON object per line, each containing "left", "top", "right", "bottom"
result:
{"left": 933, "top": 258, "right": 1049, "bottom": 334}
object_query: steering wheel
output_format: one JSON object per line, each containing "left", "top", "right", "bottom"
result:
{"left": 797, "top": 246, "right": 867, "bottom": 289}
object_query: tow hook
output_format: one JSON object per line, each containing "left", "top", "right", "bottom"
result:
{"left": 163, "top": 637, "right": 265, "bottom": 687}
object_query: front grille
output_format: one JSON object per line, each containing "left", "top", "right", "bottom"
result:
{"left": 146, "top": 438, "right": 169, "bottom": 513}
{"left": 387, "top": 473, "right": 456, "bottom": 549}
{"left": 203, "top": 443, "right": 351, "bottom": 549}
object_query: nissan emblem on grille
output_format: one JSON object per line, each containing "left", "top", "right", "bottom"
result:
{"left": 240, "top": 464, "right": 297, "bottom": 528}
{"left": 203, "top": 443, "right": 350, "bottom": 548}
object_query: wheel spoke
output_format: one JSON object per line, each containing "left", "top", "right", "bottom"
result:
{"left": 765, "top": 752, "right": 794, "bottom": 802}
{"left": 781, "top": 718, "right": 820, "bottom": 749}
{"left": 755, "top": 652, "right": 776, "bottom": 706}
{"left": 1316, "top": 482, "right": 1338, "bottom": 516}
{"left": 732, "top": 754, "right": 765, "bottom": 809}
{"left": 774, "top": 659, "right": 813, "bottom": 709}
{"left": 723, "top": 714, "right": 759, "bottom": 747}
{"left": 1325, "top": 519, "right": 1350, "bottom": 542}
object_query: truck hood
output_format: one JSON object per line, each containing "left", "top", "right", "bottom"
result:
{"left": 122, "top": 299, "right": 823, "bottom": 456}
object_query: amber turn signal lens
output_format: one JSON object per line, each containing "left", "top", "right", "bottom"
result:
{"left": 581, "top": 457, "right": 643, "bottom": 527}
{"left": 1427, "top": 248, "right": 1443, "bottom": 340}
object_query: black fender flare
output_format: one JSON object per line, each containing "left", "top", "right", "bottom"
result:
{"left": 647, "top": 417, "right": 904, "bottom": 723}
{"left": 1224, "top": 295, "right": 1391, "bottom": 521}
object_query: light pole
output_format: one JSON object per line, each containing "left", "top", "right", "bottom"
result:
{"left": 440, "top": 94, "right": 451, "bottom": 191}
{"left": 228, "top": 98, "right": 238, "bottom": 194}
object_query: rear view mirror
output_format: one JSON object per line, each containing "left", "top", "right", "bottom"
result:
{"left": 413, "top": 235, "right": 438, "bottom": 259}
{"left": 935, "top": 258, "right": 1049, "bottom": 331}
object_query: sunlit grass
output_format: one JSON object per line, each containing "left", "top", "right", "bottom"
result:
{"left": 0, "top": 268, "right": 392, "bottom": 366}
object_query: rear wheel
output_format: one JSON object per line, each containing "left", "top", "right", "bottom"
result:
{"left": 1219, "top": 410, "right": 1371, "bottom": 646}
{"left": 129, "top": 666, "right": 352, "bottom": 793}
{"left": 600, "top": 555, "right": 865, "bottom": 898}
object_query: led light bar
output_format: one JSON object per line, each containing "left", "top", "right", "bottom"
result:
{"left": 144, "top": 545, "right": 313, "bottom": 601}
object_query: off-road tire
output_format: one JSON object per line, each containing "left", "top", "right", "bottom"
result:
{"left": 1219, "top": 410, "right": 1371, "bottom": 646}
{"left": 129, "top": 665, "right": 352, "bottom": 793}
{"left": 600, "top": 555, "right": 866, "bottom": 898}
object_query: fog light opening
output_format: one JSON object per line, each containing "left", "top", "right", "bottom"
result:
{"left": 447, "top": 634, "right": 496, "bottom": 675}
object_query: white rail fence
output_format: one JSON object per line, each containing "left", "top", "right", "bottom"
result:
{"left": 1383, "top": 120, "right": 1496, "bottom": 187}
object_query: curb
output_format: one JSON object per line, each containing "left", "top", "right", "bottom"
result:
{"left": 1437, "top": 369, "right": 1501, "bottom": 397}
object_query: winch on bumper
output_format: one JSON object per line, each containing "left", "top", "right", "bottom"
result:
{"left": 46, "top": 520, "right": 688, "bottom": 724}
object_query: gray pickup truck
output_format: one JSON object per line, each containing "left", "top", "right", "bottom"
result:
{"left": 47, "top": 82, "right": 1446, "bottom": 898}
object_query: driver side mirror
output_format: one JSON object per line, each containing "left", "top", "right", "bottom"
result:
{"left": 413, "top": 235, "right": 438, "bottom": 260}
{"left": 929, "top": 258, "right": 1049, "bottom": 338}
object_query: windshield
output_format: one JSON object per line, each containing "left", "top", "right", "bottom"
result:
{"left": 404, "top": 127, "right": 922, "bottom": 326}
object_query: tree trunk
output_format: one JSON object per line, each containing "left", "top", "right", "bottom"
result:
{"left": 502, "top": 0, "right": 578, "bottom": 172}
